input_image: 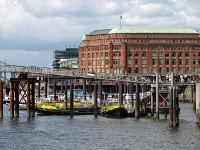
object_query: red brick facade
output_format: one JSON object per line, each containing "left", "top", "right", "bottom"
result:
{"left": 78, "top": 28, "right": 200, "bottom": 75}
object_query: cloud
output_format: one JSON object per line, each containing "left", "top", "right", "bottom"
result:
{"left": 0, "top": 0, "right": 200, "bottom": 67}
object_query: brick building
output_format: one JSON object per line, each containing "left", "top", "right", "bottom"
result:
{"left": 78, "top": 28, "right": 200, "bottom": 75}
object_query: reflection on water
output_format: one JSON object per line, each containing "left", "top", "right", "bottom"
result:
{"left": 0, "top": 103, "right": 200, "bottom": 150}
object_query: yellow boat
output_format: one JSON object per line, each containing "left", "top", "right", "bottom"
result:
{"left": 100, "top": 105, "right": 128, "bottom": 118}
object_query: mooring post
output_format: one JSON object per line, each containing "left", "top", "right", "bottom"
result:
{"left": 195, "top": 82, "right": 200, "bottom": 124}
{"left": 135, "top": 82, "right": 139, "bottom": 118}
{"left": 119, "top": 81, "right": 123, "bottom": 105}
{"left": 94, "top": 83, "right": 98, "bottom": 117}
{"left": 38, "top": 81, "right": 40, "bottom": 98}
{"left": 14, "top": 82, "right": 19, "bottom": 117}
{"left": 10, "top": 81, "right": 14, "bottom": 118}
{"left": 156, "top": 72, "right": 159, "bottom": 119}
{"left": 0, "top": 82, "right": 3, "bottom": 119}
{"left": 70, "top": 82, "right": 74, "bottom": 118}
{"left": 175, "top": 86, "right": 179, "bottom": 126}
{"left": 27, "top": 81, "right": 31, "bottom": 118}
{"left": 151, "top": 85, "right": 155, "bottom": 116}
{"left": 169, "top": 86, "right": 173, "bottom": 126}
{"left": 83, "top": 79, "right": 86, "bottom": 101}
{"left": 128, "top": 82, "right": 134, "bottom": 107}
{"left": 173, "top": 86, "right": 177, "bottom": 126}
{"left": 65, "top": 82, "right": 68, "bottom": 109}
{"left": 45, "top": 81, "right": 47, "bottom": 98}
{"left": 54, "top": 81, "right": 56, "bottom": 101}
{"left": 98, "top": 79, "right": 102, "bottom": 106}
{"left": 32, "top": 82, "right": 35, "bottom": 117}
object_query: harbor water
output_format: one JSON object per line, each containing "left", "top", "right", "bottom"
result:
{"left": 0, "top": 102, "right": 200, "bottom": 150}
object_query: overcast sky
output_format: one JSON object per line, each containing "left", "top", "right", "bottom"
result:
{"left": 0, "top": 0, "right": 200, "bottom": 68}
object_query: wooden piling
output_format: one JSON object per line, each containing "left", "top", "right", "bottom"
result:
{"left": 0, "top": 82, "right": 3, "bottom": 119}
{"left": 70, "top": 83, "right": 74, "bottom": 118}
{"left": 195, "top": 83, "right": 200, "bottom": 124}
{"left": 32, "top": 82, "right": 35, "bottom": 117}
{"left": 169, "top": 86, "right": 173, "bottom": 126}
{"left": 10, "top": 82, "right": 14, "bottom": 118}
{"left": 156, "top": 73, "right": 159, "bottom": 119}
{"left": 27, "top": 81, "right": 30, "bottom": 118}
{"left": 65, "top": 82, "right": 68, "bottom": 109}
{"left": 173, "top": 87, "right": 177, "bottom": 127}
{"left": 135, "top": 83, "right": 139, "bottom": 118}
{"left": 150, "top": 85, "right": 155, "bottom": 117}
{"left": 94, "top": 83, "right": 98, "bottom": 117}
{"left": 14, "top": 83, "right": 19, "bottom": 117}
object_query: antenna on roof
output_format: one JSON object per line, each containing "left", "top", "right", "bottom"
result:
{"left": 120, "top": 16, "right": 122, "bottom": 29}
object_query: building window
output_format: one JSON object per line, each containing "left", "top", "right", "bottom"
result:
{"left": 193, "top": 68, "right": 196, "bottom": 73}
{"left": 172, "top": 67, "right": 176, "bottom": 73}
{"left": 193, "top": 59, "right": 196, "bottom": 65}
{"left": 135, "top": 68, "right": 139, "bottom": 73}
{"left": 135, "top": 59, "right": 139, "bottom": 65}
{"left": 179, "top": 68, "right": 183, "bottom": 74}
{"left": 96, "top": 60, "right": 100, "bottom": 65}
{"left": 114, "top": 59, "right": 121, "bottom": 65}
{"left": 128, "top": 59, "right": 132, "bottom": 65}
{"left": 92, "top": 53, "right": 95, "bottom": 58}
{"left": 82, "top": 60, "right": 85, "bottom": 66}
{"left": 101, "top": 52, "right": 104, "bottom": 57}
{"left": 88, "top": 60, "right": 91, "bottom": 66}
{"left": 142, "top": 52, "right": 146, "bottom": 57}
{"left": 96, "top": 53, "right": 99, "bottom": 58}
{"left": 106, "top": 59, "right": 109, "bottom": 65}
{"left": 159, "top": 68, "right": 162, "bottom": 73}
{"left": 142, "top": 68, "right": 146, "bottom": 74}
{"left": 185, "top": 52, "right": 189, "bottom": 57}
{"left": 159, "top": 52, "right": 163, "bottom": 57}
{"left": 166, "top": 67, "right": 169, "bottom": 73}
{"left": 172, "top": 52, "right": 176, "bottom": 57}
{"left": 101, "top": 60, "right": 104, "bottom": 65}
{"left": 142, "top": 59, "right": 146, "bottom": 65}
{"left": 193, "top": 52, "right": 196, "bottom": 56}
{"left": 165, "top": 52, "right": 169, "bottom": 57}
{"left": 128, "top": 68, "right": 132, "bottom": 73}
{"left": 128, "top": 51, "right": 132, "bottom": 57}
{"left": 159, "top": 59, "right": 163, "bottom": 65}
{"left": 88, "top": 54, "right": 91, "bottom": 58}
{"left": 114, "top": 68, "right": 121, "bottom": 74}
{"left": 82, "top": 54, "right": 85, "bottom": 58}
{"left": 185, "top": 59, "right": 189, "bottom": 65}
{"left": 172, "top": 59, "right": 176, "bottom": 65}
{"left": 198, "top": 59, "right": 200, "bottom": 65}
{"left": 165, "top": 59, "right": 169, "bottom": 65}
{"left": 114, "top": 52, "right": 121, "bottom": 57}
{"left": 105, "top": 52, "right": 109, "bottom": 57}
{"left": 185, "top": 68, "right": 189, "bottom": 73}
{"left": 178, "top": 52, "right": 182, "bottom": 57}
{"left": 152, "top": 67, "right": 156, "bottom": 73}
{"left": 106, "top": 68, "right": 109, "bottom": 73}
{"left": 152, "top": 52, "right": 156, "bottom": 57}
{"left": 152, "top": 59, "right": 156, "bottom": 65}
{"left": 92, "top": 60, "right": 96, "bottom": 65}
{"left": 179, "top": 60, "right": 182, "bottom": 65}
{"left": 135, "top": 52, "right": 139, "bottom": 57}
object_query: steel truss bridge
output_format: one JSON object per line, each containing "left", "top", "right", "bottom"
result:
{"left": 0, "top": 65, "right": 150, "bottom": 83}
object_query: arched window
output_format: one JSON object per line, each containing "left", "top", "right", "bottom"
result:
{"left": 128, "top": 51, "right": 132, "bottom": 57}
{"left": 165, "top": 52, "right": 169, "bottom": 57}
{"left": 105, "top": 52, "right": 109, "bottom": 57}
{"left": 96, "top": 53, "right": 99, "bottom": 58}
{"left": 152, "top": 52, "right": 156, "bottom": 57}
{"left": 101, "top": 52, "right": 104, "bottom": 57}
{"left": 159, "top": 52, "right": 163, "bottom": 57}
{"left": 178, "top": 52, "right": 182, "bottom": 57}
{"left": 114, "top": 52, "right": 121, "bottom": 57}
{"left": 88, "top": 53, "right": 91, "bottom": 58}
{"left": 92, "top": 53, "right": 95, "bottom": 58}
{"left": 81, "top": 53, "right": 85, "bottom": 58}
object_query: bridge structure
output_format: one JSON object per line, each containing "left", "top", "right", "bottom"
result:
{"left": 0, "top": 64, "right": 199, "bottom": 127}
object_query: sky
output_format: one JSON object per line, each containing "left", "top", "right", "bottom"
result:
{"left": 0, "top": 0, "right": 200, "bottom": 68}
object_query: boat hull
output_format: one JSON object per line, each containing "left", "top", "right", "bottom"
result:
{"left": 101, "top": 106, "right": 128, "bottom": 118}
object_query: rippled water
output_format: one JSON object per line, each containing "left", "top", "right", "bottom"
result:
{"left": 0, "top": 103, "right": 200, "bottom": 150}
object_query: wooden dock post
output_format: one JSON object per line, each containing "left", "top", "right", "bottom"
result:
{"left": 98, "top": 79, "right": 102, "bottom": 106}
{"left": 32, "top": 82, "right": 35, "bottom": 117}
{"left": 0, "top": 82, "right": 3, "bottom": 119}
{"left": 10, "top": 82, "right": 14, "bottom": 118}
{"left": 94, "top": 83, "right": 98, "bottom": 117}
{"left": 65, "top": 82, "right": 68, "bottom": 109}
{"left": 135, "top": 82, "right": 139, "bottom": 118}
{"left": 70, "top": 82, "right": 74, "bottom": 118}
{"left": 150, "top": 85, "right": 155, "bottom": 116}
{"left": 195, "top": 83, "right": 200, "bottom": 125}
{"left": 173, "top": 86, "right": 177, "bottom": 126}
{"left": 156, "top": 72, "right": 159, "bottom": 119}
{"left": 14, "top": 82, "right": 19, "bottom": 117}
{"left": 118, "top": 81, "right": 123, "bottom": 105}
{"left": 27, "top": 81, "right": 31, "bottom": 118}
{"left": 83, "top": 79, "right": 86, "bottom": 101}
{"left": 175, "top": 86, "right": 179, "bottom": 126}
{"left": 169, "top": 86, "right": 173, "bottom": 126}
